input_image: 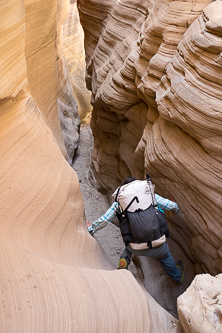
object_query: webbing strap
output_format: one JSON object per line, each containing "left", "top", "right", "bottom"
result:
{"left": 147, "top": 241, "right": 152, "bottom": 249}
{"left": 146, "top": 174, "right": 157, "bottom": 208}
{"left": 124, "top": 196, "right": 139, "bottom": 212}
{"left": 115, "top": 186, "right": 121, "bottom": 202}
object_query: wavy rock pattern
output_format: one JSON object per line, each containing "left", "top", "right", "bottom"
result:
{"left": 63, "top": 1, "right": 92, "bottom": 124}
{"left": 25, "top": 0, "right": 80, "bottom": 163}
{"left": 1, "top": 92, "right": 170, "bottom": 332}
{"left": 24, "top": 0, "right": 67, "bottom": 159}
{"left": 155, "top": 2, "right": 222, "bottom": 275}
{"left": 0, "top": 0, "right": 182, "bottom": 332}
{"left": 78, "top": 0, "right": 222, "bottom": 276}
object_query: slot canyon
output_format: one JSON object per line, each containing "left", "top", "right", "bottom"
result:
{"left": 0, "top": 0, "right": 222, "bottom": 332}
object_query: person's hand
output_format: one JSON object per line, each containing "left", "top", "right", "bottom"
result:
{"left": 86, "top": 220, "right": 94, "bottom": 236}
{"left": 169, "top": 197, "right": 179, "bottom": 212}
{"left": 173, "top": 205, "right": 179, "bottom": 213}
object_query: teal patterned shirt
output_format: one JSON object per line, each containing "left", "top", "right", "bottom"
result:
{"left": 88, "top": 194, "right": 178, "bottom": 234}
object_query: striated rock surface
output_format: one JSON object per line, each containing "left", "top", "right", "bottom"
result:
{"left": 155, "top": 2, "right": 222, "bottom": 276}
{"left": 57, "top": 0, "right": 81, "bottom": 163}
{"left": 78, "top": 0, "right": 222, "bottom": 278}
{"left": 177, "top": 274, "right": 222, "bottom": 333}
{"left": 0, "top": 0, "right": 184, "bottom": 332}
{"left": 24, "top": 0, "right": 80, "bottom": 163}
{"left": 63, "top": 1, "right": 92, "bottom": 125}
{"left": 1, "top": 92, "right": 181, "bottom": 332}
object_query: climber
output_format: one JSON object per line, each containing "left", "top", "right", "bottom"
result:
{"left": 87, "top": 175, "right": 185, "bottom": 284}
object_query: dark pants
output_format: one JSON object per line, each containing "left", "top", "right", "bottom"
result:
{"left": 120, "top": 242, "right": 181, "bottom": 282}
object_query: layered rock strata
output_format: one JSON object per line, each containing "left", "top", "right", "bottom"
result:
{"left": 1, "top": 92, "right": 181, "bottom": 332}
{"left": 0, "top": 0, "right": 183, "bottom": 332}
{"left": 24, "top": 0, "right": 80, "bottom": 163}
{"left": 78, "top": 0, "right": 222, "bottom": 276}
{"left": 155, "top": 2, "right": 222, "bottom": 275}
{"left": 63, "top": 1, "right": 93, "bottom": 124}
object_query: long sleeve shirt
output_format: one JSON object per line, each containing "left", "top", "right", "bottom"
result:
{"left": 88, "top": 194, "right": 178, "bottom": 235}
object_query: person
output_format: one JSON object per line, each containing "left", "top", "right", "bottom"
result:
{"left": 88, "top": 176, "right": 185, "bottom": 284}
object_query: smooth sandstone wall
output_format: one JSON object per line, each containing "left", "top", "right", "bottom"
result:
{"left": 0, "top": 0, "right": 182, "bottom": 331}
{"left": 0, "top": 92, "right": 157, "bottom": 332}
{"left": 24, "top": 0, "right": 68, "bottom": 158}
{"left": 24, "top": 0, "right": 80, "bottom": 163}
{"left": 63, "top": 1, "right": 93, "bottom": 124}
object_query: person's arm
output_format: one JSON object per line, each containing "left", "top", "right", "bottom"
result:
{"left": 155, "top": 194, "right": 179, "bottom": 212}
{"left": 88, "top": 201, "right": 119, "bottom": 235}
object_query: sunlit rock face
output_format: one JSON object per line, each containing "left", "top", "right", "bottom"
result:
{"left": 57, "top": 0, "right": 81, "bottom": 163}
{"left": 78, "top": 0, "right": 222, "bottom": 275}
{"left": 63, "top": 1, "right": 92, "bottom": 124}
{"left": 24, "top": 0, "right": 80, "bottom": 163}
{"left": 177, "top": 274, "right": 222, "bottom": 333}
{"left": 1, "top": 92, "right": 168, "bottom": 332}
{"left": 0, "top": 1, "right": 182, "bottom": 332}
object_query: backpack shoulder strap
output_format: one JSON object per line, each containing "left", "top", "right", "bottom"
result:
{"left": 115, "top": 186, "right": 121, "bottom": 202}
{"left": 146, "top": 174, "right": 157, "bottom": 207}
{"left": 115, "top": 185, "right": 139, "bottom": 213}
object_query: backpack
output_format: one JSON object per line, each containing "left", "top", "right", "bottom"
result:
{"left": 115, "top": 175, "right": 169, "bottom": 247}
{"left": 113, "top": 179, "right": 153, "bottom": 212}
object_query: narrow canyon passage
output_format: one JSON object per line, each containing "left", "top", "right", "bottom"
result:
{"left": 72, "top": 124, "right": 132, "bottom": 272}
{"left": 72, "top": 123, "right": 195, "bottom": 319}
{"left": 1, "top": 0, "right": 222, "bottom": 330}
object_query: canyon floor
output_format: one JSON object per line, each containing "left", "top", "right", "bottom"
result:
{"left": 72, "top": 123, "right": 195, "bottom": 319}
{"left": 72, "top": 124, "right": 135, "bottom": 273}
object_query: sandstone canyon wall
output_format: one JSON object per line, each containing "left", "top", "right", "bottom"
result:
{"left": 63, "top": 1, "right": 93, "bottom": 124}
{"left": 78, "top": 0, "right": 222, "bottom": 279}
{"left": 0, "top": 0, "right": 184, "bottom": 332}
